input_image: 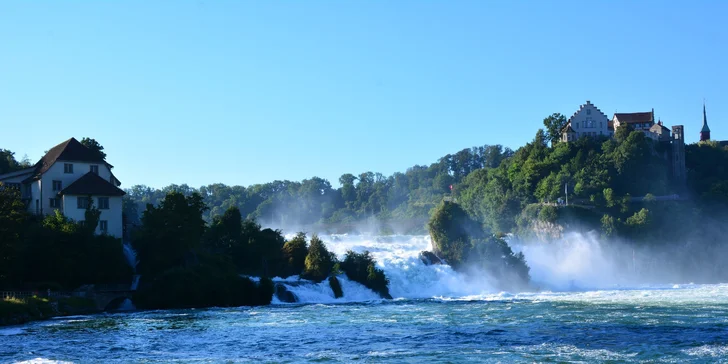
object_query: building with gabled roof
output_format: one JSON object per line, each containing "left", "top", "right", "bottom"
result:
{"left": 613, "top": 110, "right": 655, "bottom": 133}
{"left": 0, "top": 138, "right": 125, "bottom": 238}
{"left": 559, "top": 100, "right": 611, "bottom": 142}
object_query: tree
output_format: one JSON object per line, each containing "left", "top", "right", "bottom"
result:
{"left": 302, "top": 234, "right": 336, "bottom": 281}
{"left": 0, "top": 185, "right": 28, "bottom": 288}
{"left": 340, "top": 250, "right": 391, "bottom": 299}
{"left": 427, "top": 201, "right": 483, "bottom": 268}
{"left": 282, "top": 232, "right": 308, "bottom": 276}
{"left": 0, "top": 149, "right": 26, "bottom": 175}
{"left": 80, "top": 137, "right": 107, "bottom": 160}
{"left": 134, "top": 192, "right": 208, "bottom": 276}
{"left": 543, "top": 113, "right": 567, "bottom": 146}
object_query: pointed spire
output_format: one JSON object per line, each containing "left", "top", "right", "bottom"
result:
{"left": 702, "top": 101, "right": 710, "bottom": 133}
{"left": 700, "top": 100, "right": 711, "bottom": 141}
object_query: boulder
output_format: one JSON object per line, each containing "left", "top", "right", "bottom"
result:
{"left": 274, "top": 283, "right": 298, "bottom": 303}
{"left": 419, "top": 251, "right": 443, "bottom": 265}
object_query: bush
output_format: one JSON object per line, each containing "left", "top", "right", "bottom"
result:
{"left": 470, "top": 236, "right": 530, "bottom": 290}
{"left": 281, "top": 232, "right": 308, "bottom": 277}
{"left": 538, "top": 205, "right": 558, "bottom": 222}
{"left": 428, "top": 201, "right": 530, "bottom": 290}
{"left": 302, "top": 234, "right": 336, "bottom": 282}
{"left": 340, "top": 250, "right": 391, "bottom": 299}
{"left": 427, "top": 201, "right": 484, "bottom": 268}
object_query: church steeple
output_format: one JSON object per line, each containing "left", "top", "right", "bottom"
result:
{"left": 701, "top": 102, "right": 711, "bottom": 141}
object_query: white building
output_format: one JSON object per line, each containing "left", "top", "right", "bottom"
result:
{"left": 0, "top": 138, "right": 125, "bottom": 238}
{"left": 559, "top": 100, "right": 612, "bottom": 142}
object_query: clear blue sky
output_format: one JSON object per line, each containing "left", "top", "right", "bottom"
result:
{"left": 1, "top": 1, "right": 726, "bottom": 189}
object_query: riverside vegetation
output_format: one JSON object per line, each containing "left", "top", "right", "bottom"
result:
{"left": 2, "top": 117, "right": 728, "bottom": 317}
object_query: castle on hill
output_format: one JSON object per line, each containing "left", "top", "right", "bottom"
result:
{"left": 556, "top": 100, "right": 725, "bottom": 184}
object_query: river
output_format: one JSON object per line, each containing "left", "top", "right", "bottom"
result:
{"left": 2, "top": 234, "right": 727, "bottom": 363}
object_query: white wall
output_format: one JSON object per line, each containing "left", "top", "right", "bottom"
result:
{"left": 39, "top": 161, "right": 113, "bottom": 215}
{"left": 62, "top": 195, "right": 123, "bottom": 238}
{"left": 569, "top": 103, "right": 610, "bottom": 139}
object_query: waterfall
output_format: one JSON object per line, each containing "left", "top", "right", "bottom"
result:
{"left": 130, "top": 275, "right": 141, "bottom": 291}
{"left": 122, "top": 242, "right": 138, "bottom": 272}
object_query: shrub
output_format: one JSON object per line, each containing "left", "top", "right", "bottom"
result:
{"left": 340, "top": 250, "right": 391, "bottom": 299}
{"left": 281, "top": 232, "right": 308, "bottom": 277}
{"left": 427, "top": 201, "right": 484, "bottom": 268}
{"left": 302, "top": 234, "right": 336, "bottom": 282}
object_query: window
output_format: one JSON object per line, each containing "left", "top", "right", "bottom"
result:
{"left": 90, "top": 165, "right": 99, "bottom": 174}
{"left": 77, "top": 197, "right": 90, "bottom": 209}
{"left": 98, "top": 197, "right": 109, "bottom": 210}
{"left": 64, "top": 163, "right": 73, "bottom": 174}
{"left": 99, "top": 220, "right": 108, "bottom": 232}
{"left": 586, "top": 109, "right": 591, "bottom": 115}
{"left": 52, "top": 180, "right": 62, "bottom": 191}
{"left": 49, "top": 198, "right": 61, "bottom": 208}
{"left": 600, "top": 121, "right": 603, "bottom": 128}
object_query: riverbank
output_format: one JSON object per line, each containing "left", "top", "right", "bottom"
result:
{"left": 0, "top": 295, "right": 99, "bottom": 327}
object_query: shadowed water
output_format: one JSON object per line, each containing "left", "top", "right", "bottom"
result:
{"left": 4, "top": 234, "right": 727, "bottom": 363}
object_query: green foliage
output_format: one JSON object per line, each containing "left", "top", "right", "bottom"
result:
{"left": 340, "top": 250, "right": 391, "bottom": 299}
{"left": 470, "top": 235, "right": 531, "bottom": 289}
{"left": 134, "top": 192, "right": 208, "bottom": 276}
{"left": 427, "top": 201, "right": 483, "bottom": 268}
{"left": 0, "top": 185, "right": 28, "bottom": 288}
{"left": 79, "top": 137, "right": 106, "bottom": 160}
{"left": 122, "top": 144, "right": 514, "bottom": 232}
{"left": 601, "top": 214, "right": 617, "bottom": 238}
{"left": 538, "top": 205, "right": 558, "bottom": 223}
{"left": 281, "top": 232, "right": 308, "bottom": 277}
{"left": 428, "top": 201, "right": 530, "bottom": 288}
{"left": 543, "top": 113, "right": 567, "bottom": 146}
{"left": 328, "top": 276, "right": 343, "bottom": 298}
{"left": 0, "top": 186, "right": 131, "bottom": 290}
{"left": 686, "top": 141, "right": 728, "bottom": 204}
{"left": 302, "top": 234, "right": 336, "bottom": 282}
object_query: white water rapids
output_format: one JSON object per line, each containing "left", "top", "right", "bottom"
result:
{"left": 271, "top": 233, "right": 679, "bottom": 304}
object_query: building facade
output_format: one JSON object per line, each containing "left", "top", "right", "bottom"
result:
{"left": 559, "top": 100, "right": 611, "bottom": 142}
{"left": 0, "top": 138, "right": 125, "bottom": 238}
{"left": 559, "top": 101, "right": 686, "bottom": 184}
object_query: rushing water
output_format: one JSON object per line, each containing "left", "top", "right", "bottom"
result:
{"left": 3, "top": 234, "right": 728, "bottom": 363}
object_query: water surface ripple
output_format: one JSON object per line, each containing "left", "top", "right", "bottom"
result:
{"left": 3, "top": 286, "right": 728, "bottom": 363}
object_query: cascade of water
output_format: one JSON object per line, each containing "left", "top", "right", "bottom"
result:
{"left": 270, "top": 232, "right": 648, "bottom": 304}
{"left": 122, "top": 242, "right": 138, "bottom": 272}
{"left": 130, "top": 275, "right": 141, "bottom": 291}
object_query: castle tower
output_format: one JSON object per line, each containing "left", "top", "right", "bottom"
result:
{"left": 700, "top": 102, "right": 711, "bottom": 141}
{"left": 672, "top": 125, "right": 686, "bottom": 184}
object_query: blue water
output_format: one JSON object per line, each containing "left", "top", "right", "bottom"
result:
{"left": 3, "top": 285, "right": 728, "bottom": 363}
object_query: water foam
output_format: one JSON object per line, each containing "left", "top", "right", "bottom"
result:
{"left": 273, "top": 233, "right": 713, "bottom": 304}
{"left": 271, "top": 276, "right": 380, "bottom": 304}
